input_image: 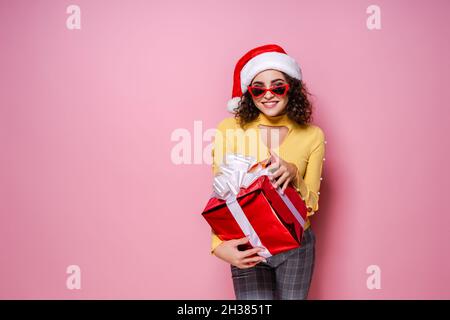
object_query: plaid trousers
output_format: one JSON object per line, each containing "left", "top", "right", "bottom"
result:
{"left": 230, "top": 227, "right": 316, "bottom": 300}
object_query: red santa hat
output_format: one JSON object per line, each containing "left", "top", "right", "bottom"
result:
{"left": 227, "top": 44, "right": 302, "bottom": 113}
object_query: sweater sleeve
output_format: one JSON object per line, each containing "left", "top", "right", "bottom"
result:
{"left": 292, "top": 127, "right": 326, "bottom": 217}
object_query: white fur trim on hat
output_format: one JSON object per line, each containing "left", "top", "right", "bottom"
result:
{"left": 240, "top": 51, "right": 302, "bottom": 94}
{"left": 227, "top": 96, "right": 241, "bottom": 113}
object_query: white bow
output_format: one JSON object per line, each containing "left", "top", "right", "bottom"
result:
{"left": 212, "top": 154, "right": 271, "bottom": 200}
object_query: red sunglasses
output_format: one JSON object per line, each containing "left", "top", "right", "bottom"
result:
{"left": 247, "top": 84, "right": 290, "bottom": 99}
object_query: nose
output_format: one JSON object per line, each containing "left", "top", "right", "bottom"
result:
{"left": 264, "top": 90, "right": 274, "bottom": 100}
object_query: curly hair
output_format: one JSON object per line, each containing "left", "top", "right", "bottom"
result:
{"left": 234, "top": 72, "right": 315, "bottom": 129}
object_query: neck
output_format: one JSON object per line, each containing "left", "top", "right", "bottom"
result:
{"left": 257, "top": 111, "right": 291, "bottom": 127}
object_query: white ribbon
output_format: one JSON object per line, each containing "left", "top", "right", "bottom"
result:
{"left": 225, "top": 195, "right": 272, "bottom": 258}
{"left": 212, "top": 154, "right": 270, "bottom": 199}
{"left": 274, "top": 190, "right": 306, "bottom": 228}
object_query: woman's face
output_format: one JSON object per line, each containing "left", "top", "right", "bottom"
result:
{"left": 249, "top": 69, "right": 289, "bottom": 117}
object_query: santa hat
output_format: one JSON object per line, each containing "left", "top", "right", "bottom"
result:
{"left": 227, "top": 44, "right": 302, "bottom": 113}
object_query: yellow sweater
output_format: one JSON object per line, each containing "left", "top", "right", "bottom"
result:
{"left": 210, "top": 112, "right": 326, "bottom": 254}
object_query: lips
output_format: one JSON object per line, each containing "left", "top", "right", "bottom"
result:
{"left": 262, "top": 101, "right": 279, "bottom": 108}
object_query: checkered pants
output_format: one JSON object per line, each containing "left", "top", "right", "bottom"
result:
{"left": 230, "top": 227, "right": 316, "bottom": 300}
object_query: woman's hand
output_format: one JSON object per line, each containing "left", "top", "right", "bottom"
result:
{"left": 213, "top": 236, "right": 267, "bottom": 269}
{"left": 267, "top": 149, "right": 299, "bottom": 194}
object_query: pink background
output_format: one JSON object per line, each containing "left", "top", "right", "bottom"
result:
{"left": 1, "top": 0, "right": 449, "bottom": 299}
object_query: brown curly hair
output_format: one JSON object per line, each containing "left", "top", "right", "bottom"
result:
{"left": 234, "top": 72, "right": 315, "bottom": 129}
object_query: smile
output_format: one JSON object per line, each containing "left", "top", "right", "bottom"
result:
{"left": 262, "top": 101, "right": 279, "bottom": 108}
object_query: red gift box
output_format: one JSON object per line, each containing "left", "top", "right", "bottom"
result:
{"left": 202, "top": 174, "right": 308, "bottom": 258}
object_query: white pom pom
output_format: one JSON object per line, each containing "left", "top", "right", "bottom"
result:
{"left": 227, "top": 97, "right": 241, "bottom": 113}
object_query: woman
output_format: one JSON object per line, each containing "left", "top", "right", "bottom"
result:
{"left": 210, "top": 44, "right": 326, "bottom": 300}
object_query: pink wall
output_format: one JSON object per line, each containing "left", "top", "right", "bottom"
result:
{"left": 1, "top": 0, "right": 449, "bottom": 299}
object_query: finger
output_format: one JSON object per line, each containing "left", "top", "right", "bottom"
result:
{"left": 267, "top": 161, "right": 280, "bottom": 172}
{"left": 241, "top": 256, "right": 267, "bottom": 265}
{"left": 232, "top": 236, "right": 250, "bottom": 246}
{"left": 240, "top": 246, "right": 265, "bottom": 258}
{"left": 269, "top": 166, "right": 286, "bottom": 180}
{"left": 281, "top": 177, "right": 291, "bottom": 193}
{"left": 238, "top": 261, "right": 261, "bottom": 269}
{"left": 273, "top": 171, "right": 290, "bottom": 188}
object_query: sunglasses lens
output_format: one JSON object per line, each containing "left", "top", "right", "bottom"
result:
{"left": 272, "top": 85, "right": 287, "bottom": 96}
{"left": 250, "top": 87, "right": 265, "bottom": 97}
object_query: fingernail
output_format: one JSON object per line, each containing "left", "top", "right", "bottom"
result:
{"left": 262, "top": 259, "right": 267, "bottom": 263}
